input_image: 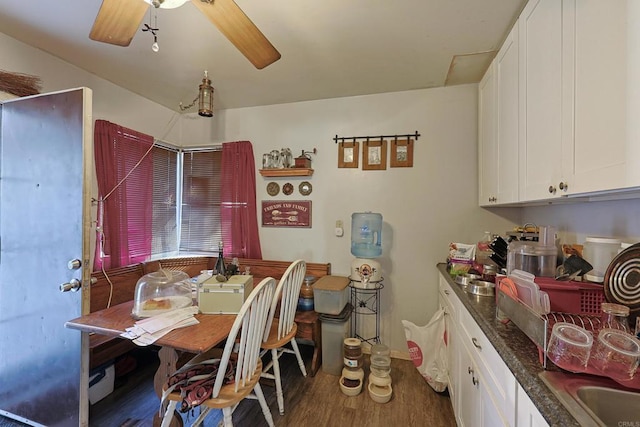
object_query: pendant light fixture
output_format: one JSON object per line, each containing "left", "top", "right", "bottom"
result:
{"left": 179, "top": 71, "right": 214, "bottom": 117}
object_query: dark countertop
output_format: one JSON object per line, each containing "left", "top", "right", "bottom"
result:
{"left": 437, "top": 263, "right": 580, "bottom": 427}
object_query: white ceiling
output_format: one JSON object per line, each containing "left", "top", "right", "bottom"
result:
{"left": 0, "top": 0, "right": 526, "bottom": 111}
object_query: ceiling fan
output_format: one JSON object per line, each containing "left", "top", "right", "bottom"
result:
{"left": 89, "top": 0, "right": 281, "bottom": 69}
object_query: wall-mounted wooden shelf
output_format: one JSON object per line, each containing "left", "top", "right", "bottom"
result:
{"left": 259, "top": 168, "right": 314, "bottom": 177}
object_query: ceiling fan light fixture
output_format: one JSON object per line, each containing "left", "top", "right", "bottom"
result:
{"left": 144, "top": 0, "right": 189, "bottom": 9}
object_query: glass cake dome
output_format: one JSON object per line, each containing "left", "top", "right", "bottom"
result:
{"left": 132, "top": 269, "right": 193, "bottom": 319}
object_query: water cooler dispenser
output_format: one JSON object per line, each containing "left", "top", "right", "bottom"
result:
{"left": 349, "top": 212, "right": 384, "bottom": 345}
{"left": 350, "top": 212, "right": 383, "bottom": 286}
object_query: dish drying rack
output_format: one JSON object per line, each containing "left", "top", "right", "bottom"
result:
{"left": 496, "top": 289, "right": 640, "bottom": 390}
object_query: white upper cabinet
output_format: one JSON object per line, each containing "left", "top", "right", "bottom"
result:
{"left": 478, "top": 23, "right": 519, "bottom": 206}
{"left": 478, "top": 61, "right": 497, "bottom": 206}
{"left": 495, "top": 24, "right": 520, "bottom": 205}
{"left": 518, "top": 0, "right": 566, "bottom": 201}
{"left": 568, "top": 0, "right": 628, "bottom": 194}
{"left": 479, "top": 0, "right": 640, "bottom": 205}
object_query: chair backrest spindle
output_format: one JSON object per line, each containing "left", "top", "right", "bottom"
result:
{"left": 263, "top": 260, "right": 307, "bottom": 342}
{"left": 212, "top": 276, "right": 276, "bottom": 396}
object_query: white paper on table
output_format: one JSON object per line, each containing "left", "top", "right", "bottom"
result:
{"left": 134, "top": 306, "right": 199, "bottom": 334}
{"left": 132, "top": 316, "right": 200, "bottom": 346}
{"left": 120, "top": 305, "right": 199, "bottom": 340}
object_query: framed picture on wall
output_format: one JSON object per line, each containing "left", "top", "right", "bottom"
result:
{"left": 362, "top": 139, "right": 387, "bottom": 170}
{"left": 338, "top": 141, "right": 359, "bottom": 168}
{"left": 390, "top": 138, "right": 414, "bottom": 167}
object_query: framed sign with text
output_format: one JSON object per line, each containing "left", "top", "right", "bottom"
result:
{"left": 262, "top": 200, "right": 312, "bottom": 228}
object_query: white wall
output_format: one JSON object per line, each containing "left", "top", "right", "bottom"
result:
{"left": 183, "top": 86, "right": 522, "bottom": 352}
{"left": 0, "top": 32, "right": 182, "bottom": 144}
{"left": 522, "top": 198, "right": 640, "bottom": 246}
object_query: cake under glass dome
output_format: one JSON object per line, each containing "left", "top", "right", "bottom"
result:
{"left": 132, "top": 269, "right": 193, "bottom": 319}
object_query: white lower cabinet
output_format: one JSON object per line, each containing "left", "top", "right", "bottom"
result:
{"left": 458, "top": 306, "right": 516, "bottom": 426}
{"left": 516, "top": 383, "right": 549, "bottom": 427}
{"left": 439, "top": 276, "right": 460, "bottom": 416}
{"left": 439, "top": 272, "right": 547, "bottom": 427}
{"left": 458, "top": 340, "right": 508, "bottom": 427}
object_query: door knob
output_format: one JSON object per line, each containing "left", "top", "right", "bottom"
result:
{"left": 67, "top": 259, "right": 82, "bottom": 270}
{"left": 60, "top": 278, "right": 81, "bottom": 293}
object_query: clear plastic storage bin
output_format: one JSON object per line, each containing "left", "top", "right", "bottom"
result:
{"left": 319, "top": 304, "right": 352, "bottom": 375}
{"left": 313, "top": 275, "right": 350, "bottom": 315}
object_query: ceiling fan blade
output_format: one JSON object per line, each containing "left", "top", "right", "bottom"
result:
{"left": 191, "top": 0, "right": 281, "bottom": 69}
{"left": 90, "top": 0, "right": 149, "bottom": 47}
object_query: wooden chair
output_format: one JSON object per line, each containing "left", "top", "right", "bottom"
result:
{"left": 260, "top": 259, "right": 308, "bottom": 415}
{"left": 160, "top": 277, "right": 277, "bottom": 427}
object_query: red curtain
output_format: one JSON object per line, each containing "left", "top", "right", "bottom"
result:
{"left": 93, "top": 120, "right": 154, "bottom": 270}
{"left": 221, "top": 141, "right": 263, "bottom": 259}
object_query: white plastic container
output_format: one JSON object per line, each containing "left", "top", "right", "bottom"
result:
{"left": 583, "top": 237, "right": 622, "bottom": 283}
{"left": 89, "top": 363, "right": 115, "bottom": 405}
{"left": 313, "top": 275, "right": 350, "bottom": 315}
{"left": 319, "top": 305, "right": 352, "bottom": 375}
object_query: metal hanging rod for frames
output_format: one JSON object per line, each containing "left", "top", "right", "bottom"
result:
{"left": 333, "top": 131, "right": 421, "bottom": 144}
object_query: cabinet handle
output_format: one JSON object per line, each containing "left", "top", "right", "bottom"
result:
{"left": 471, "top": 337, "right": 482, "bottom": 350}
{"left": 548, "top": 185, "right": 556, "bottom": 194}
{"left": 559, "top": 181, "right": 568, "bottom": 191}
{"left": 444, "top": 290, "right": 450, "bottom": 295}
{"left": 468, "top": 367, "right": 479, "bottom": 385}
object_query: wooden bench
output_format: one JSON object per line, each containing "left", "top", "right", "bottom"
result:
{"left": 89, "top": 257, "right": 331, "bottom": 372}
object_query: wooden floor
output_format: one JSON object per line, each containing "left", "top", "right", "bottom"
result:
{"left": 2, "top": 345, "right": 456, "bottom": 427}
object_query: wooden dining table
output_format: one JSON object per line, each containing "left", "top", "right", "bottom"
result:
{"left": 65, "top": 300, "right": 237, "bottom": 426}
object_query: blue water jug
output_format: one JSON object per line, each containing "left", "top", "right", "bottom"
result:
{"left": 351, "top": 212, "right": 383, "bottom": 258}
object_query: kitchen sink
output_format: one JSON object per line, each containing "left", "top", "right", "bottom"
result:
{"left": 539, "top": 371, "right": 640, "bottom": 427}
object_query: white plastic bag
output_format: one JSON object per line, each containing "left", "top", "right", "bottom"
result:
{"left": 402, "top": 308, "right": 448, "bottom": 392}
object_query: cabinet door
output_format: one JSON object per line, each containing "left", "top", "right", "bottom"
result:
{"left": 480, "top": 375, "right": 510, "bottom": 427}
{"left": 439, "top": 279, "right": 459, "bottom": 413}
{"left": 518, "top": 0, "right": 565, "bottom": 201}
{"left": 479, "top": 61, "right": 498, "bottom": 206}
{"left": 458, "top": 344, "right": 481, "bottom": 427}
{"left": 516, "top": 383, "right": 549, "bottom": 427}
{"left": 495, "top": 23, "right": 520, "bottom": 204}
{"left": 567, "top": 0, "right": 627, "bottom": 194}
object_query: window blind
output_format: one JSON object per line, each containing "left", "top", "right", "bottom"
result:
{"left": 180, "top": 149, "right": 223, "bottom": 252}
{"left": 151, "top": 145, "right": 178, "bottom": 256}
